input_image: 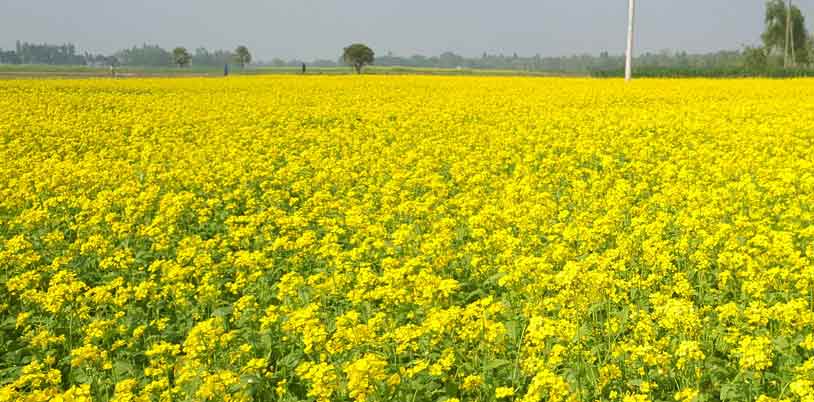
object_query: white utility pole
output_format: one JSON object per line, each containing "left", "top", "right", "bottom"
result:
{"left": 785, "top": 0, "right": 791, "bottom": 67}
{"left": 625, "top": 0, "right": 636, "bottom": 81}
{"left": 788, "top": 0, "right": 796, "bottom": 67}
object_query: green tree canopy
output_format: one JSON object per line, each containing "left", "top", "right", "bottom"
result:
{"left": 192, "top": 48, "right": 234, "bottom": 67}
{"left": 342, "top": 44, "right": 375, "bottom": 74}
{"left": 235, "top": 46, "right": 251, "bottom": 68}
{"left": 743, "top": 46, "right": 769, "bottom": 69}
{"left": 114, "top": 44, "right": 172, "bottom": 67}
{"left": 762, "top": 0, "right": 809, "bottom": 65}
{"left": 173, "top": 47, "right": 191, "bottom": 68}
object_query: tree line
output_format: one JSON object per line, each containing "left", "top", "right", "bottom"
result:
{"left": 0, "top": 41, "right": 773, "bottom": 74}
{"left": 0, "top": 41, "right": 94, "bottom": 65}
{"left": 0, "top": 41, "right": 785, "bottom": 74}
{"left": 0, "top": 42, "right": 252, "bottom": 68}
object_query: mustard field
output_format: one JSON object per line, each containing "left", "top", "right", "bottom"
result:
{"left": 2, "top": 76, "right": 814, "bottom": 402}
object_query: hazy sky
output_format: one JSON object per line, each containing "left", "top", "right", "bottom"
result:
{"left": 2, "top": 1, "right": 811, "bottom": 61}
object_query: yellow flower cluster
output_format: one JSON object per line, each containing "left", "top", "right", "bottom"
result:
{"left": 2, "top": 75, "right": 814, "bottom": 401}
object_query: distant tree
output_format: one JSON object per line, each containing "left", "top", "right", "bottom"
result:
{"left": 675, "top": 51, "right": 690, "bottom": 68}
{"left": 11, "top": 41, "right": 85, "bottom": 65}
{"left": 744, "top": 46, "right": 769, "bottom": 69}
{"left": 312, "top": 59, "right": 338, "bottom": 67}
{"left": 410, "top": 54, "right": 430, "bottom": 67}
{"left": 115, "top": 44, "right": 172, "bottom": 67}
{"left": 173, "top": 47, "right": 191, "bottom": 68}
{"left": 342, "top": 43, "right": 374, "bottom": 74}
{"left": 762, "top": 0, "right": 809, "bottom": 66}
{"left": 810, "top": 34, "right": 814, "bottom": 64}
{"left": 438, "top": 51, "right": 464, "bottom": 68}
{"left": 193, "top": 47, "right": 212, "bottom": 65}
{"left": 0, "top": 50, "right": 21, "bottom": 64}
{"left": 235, "top": 46, "right": 251, "bottom": 68}
{"left": 192, "top": 47, "right": 234, "bottom": 67}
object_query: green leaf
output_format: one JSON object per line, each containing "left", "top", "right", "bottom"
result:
{"left": 0, "top": 316, "right": 16, "bottom": 331}
{"left": 113, "top": 360, "right": 134, "bottom": 377}
{"left": 279, "top": 351, "right": 301, "bottom": 370}
{"left": 719, "top": 383, "right": 744, "bottom": 401}
{"left": 484, "top": 359, "right": 511, "bottom": 371}
{"left": 212, "top": 306, "right": 233, "bottom": 317}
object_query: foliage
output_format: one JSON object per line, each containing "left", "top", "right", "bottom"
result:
{"left": 192, "top": 47, "right": 235, "bottom": 67}
{"left": 0, "top": 50, "right": 21, "bottom": 64}
{"left": 4, "top": 75, "right": 814, "bottom": 402}
{"left": 743, "top": 46, "right": 769, "bottom": 70}
{"left": 235, "top": 46, "right": 252, "bottom": 68}
{"left": 0, "top": 41, "right": 90, "bottom": 65}
{"left": 14, "top": 41, "right": 87, "bottom": 65}
{"left": 342, "top": 44, "right": 375, "bottom": 73}
{"left": 590, "top": 66, "right": 814, "bottom": 78}
{"left": 172, "top": 47, "right": 192, "bottom": 68}
{"left": 370, "top": 50, "right": 749, "bottom": 73}
{"left": 1, "top": 42, "right": 805, "bottom": 76}
{"left": 114, "top": 44, "right": 173, "bottom": 67}
{"left": 762, "top": 0, "right": 810, "bottom": 65}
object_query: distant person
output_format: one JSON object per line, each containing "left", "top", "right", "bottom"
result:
{"left": 302, "top": 63, "right": 306, "bottom": 74}
{"left": 109, "top": 64, "right": 116, "bottom": 78}
{"left": 224, "top": 64, "right": 229, "bottom": 76}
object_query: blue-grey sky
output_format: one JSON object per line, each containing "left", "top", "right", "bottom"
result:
{"left": 1, "top": 1, "right": 810, "bottom": 60}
